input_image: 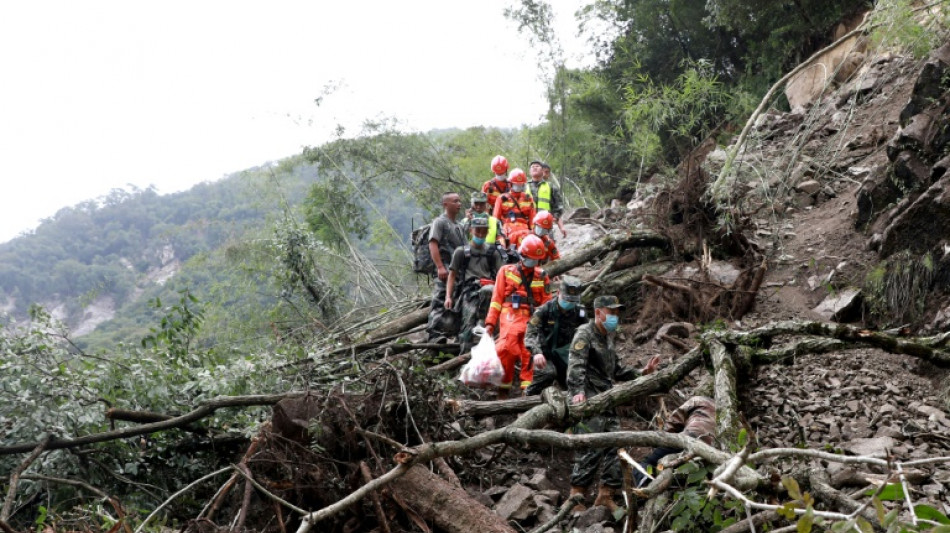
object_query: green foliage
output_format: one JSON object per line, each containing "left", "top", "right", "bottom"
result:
{"left": 665, "top": 462, "right": 741, "bottom": 532}
{"left": 620, "top": 59, "right": 734, "bottom": 170}
{"left": 914, "top": 504, "right": 950, "bottom": 525}
{"left": 304, "top": 179, "right": 368, "bottom": 249}
{"left": 141, "top": 289, "right": 205, "bottom": 362}
{"left": 863, "top": 251, "right": 934, "bottom": 327}
{"left": 0, "top": 302, "right": 296, "bottom": 526}
{"left": 0, "top": 170, "right": 307, "bottom": 325}
{"left": 302, "top": 122, "right": 479, "bottom": 215}
{"left": 868, "top": 0, "right": 950, "bottom": 59}
{"left": 515, "top": 0, "right": 875, "bottom": 201}
{"left": 272, "top": 220, "right": 341, "bottom": 321}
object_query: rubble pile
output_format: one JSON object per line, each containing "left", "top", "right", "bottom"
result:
{"left": 748, "top": 348, "right": 950, "bottom": 503}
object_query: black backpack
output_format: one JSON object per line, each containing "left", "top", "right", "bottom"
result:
{"left": 411, "top": 223, "right": 436, "bottom": 276}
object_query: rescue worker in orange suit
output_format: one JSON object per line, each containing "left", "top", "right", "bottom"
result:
{"left": 481, "top": 155, "right": 510, "bottom": 211}
{"left": 483, "top": 235, "right": 552, "bottom": 398}
{"left": 493, "top": 168, "right": 537, "bottom": 254}
{"left": 530, "top": 210, "right": 561, "bottom": 264}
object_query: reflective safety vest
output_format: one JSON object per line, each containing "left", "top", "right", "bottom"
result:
{"left": 470, "top": 214, "right": 502, "bottom": 245}
{"left": 487, "top": 216, "right": 499, "bottom": 245}
{"left": 531, "top": 181, "right": 552, "bottom": 212}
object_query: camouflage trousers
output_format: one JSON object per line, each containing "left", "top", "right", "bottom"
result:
{"left": 457, "top": 283, "right": 494, "bottom": 353}
{"left": 426, "top": 279, "right": 458, "bottom": 340}
{"left": 570, "top": 413, "right": 623, "bottom": 488}
{"left": 524, "top": 352, "right": 568, "bottom": 396}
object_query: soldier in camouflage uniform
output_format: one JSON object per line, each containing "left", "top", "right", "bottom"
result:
{"left": 460, "top": 191, "right": 506, "bottom": 248}
{"left": 444, "top": 216, "right": 503, "bottom": 355}
{"left": 566, "top": 295, "right": 661, "bottom": 513}
{"left": 524, "top": 276, "right": 588, "bottom": 396}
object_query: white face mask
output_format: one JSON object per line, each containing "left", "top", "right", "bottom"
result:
{"left": 522, "top": 258, "right": 538, "bottom": 268}
{"left": 534, "top": 226, "right": 548, "bottom": 237}
{"left": 511, "top": 184, "right": 525, "bottom": 193}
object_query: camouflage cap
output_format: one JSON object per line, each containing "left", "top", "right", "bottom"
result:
{"left": 559, "top": 276, "right": 583, "bottom": 302}
{"left": 470, "top": 216, "right": 489, "bottom": 228}
{"left": 471, "top": 191, "right": 488, "bottom": 204}
{"left": 592, "top": 295, "right": 624, "bottom": 309}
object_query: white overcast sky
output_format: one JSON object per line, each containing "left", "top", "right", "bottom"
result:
{"left": 0, "top": 1, "right": 593, "bottom": 244}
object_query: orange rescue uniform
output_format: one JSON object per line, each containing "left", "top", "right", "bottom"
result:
{"left": 482, "top": 178, "right": 510, "bottom": 213}
{"left": 493, "top": 192, "right": 536, "bottom": 248}
{"left": 485, "top": 264, "right": 552, "bottom": 390}
{"left": 540, "top": 235, "right": 560, "bottom": 263}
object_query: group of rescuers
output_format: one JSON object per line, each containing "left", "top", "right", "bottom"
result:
{"left": 423, "top": 156, "right": 717, "bottom": 513}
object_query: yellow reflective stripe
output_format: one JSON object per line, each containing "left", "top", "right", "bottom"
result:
{"left": 499, "top": 381, "right": 513, "bottom": 389}
{"left": 536, "top": 182, "right": 551, "bottom": 211}
{"left": 530, "top": 280, "right": 545, "bottom": 288}
{"left": 520, "top": 380, "right": 531, "bottom": 389}
{"left": 490, "top": 302, "right": 502, "bottom": 311}
{"left": 505, "top": 271, "right": 522, "bottom": 284}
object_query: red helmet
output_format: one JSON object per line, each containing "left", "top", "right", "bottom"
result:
{"left": 533, "top": 210, "right": 554, "bottom": 230}
{"left": 491, "top": 155, "right": 509, "bottom": 175}
{"left": 519, "top": 234, "right": 546, "bottom": 261}
{"left": 508, "top": 168, "right": 527, "bottom": 185}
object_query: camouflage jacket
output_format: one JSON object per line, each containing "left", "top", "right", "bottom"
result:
{"left": 524, "top": 299, "right": 588, "bottom": 361}
{"left": 567, "top": 321, "right": 641, "bottom": 398}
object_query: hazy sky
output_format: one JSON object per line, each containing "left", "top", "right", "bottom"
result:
{"left": 0, "top": 1, "right": 591, "bottom": 243}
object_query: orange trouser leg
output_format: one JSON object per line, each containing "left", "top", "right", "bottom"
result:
{"left": 495, "top": 308, "right": 530, "bottom": 389}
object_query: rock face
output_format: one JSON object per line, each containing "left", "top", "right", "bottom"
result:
{"left": 880, "top": 172, "right": 950, "bottom": 257}
{"left": 785, "top": 29, "right": 868, "bottom": 113}
{"left": 867, "top": 42, "right": 950, "bottom": 258}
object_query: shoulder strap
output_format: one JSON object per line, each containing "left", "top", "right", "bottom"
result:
{"left": 518, "top": 264, "right": 536, "bottom": 312}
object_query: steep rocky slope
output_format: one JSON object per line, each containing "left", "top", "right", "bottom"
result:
{"left": 475, "top": 41, "right": 950, "bottom": 531}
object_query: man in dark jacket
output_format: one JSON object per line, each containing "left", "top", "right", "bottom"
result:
{"left": 567, "top": 295, "right": 660, "bottom": 513}
{"left": 524, "top": 276, "right": 588, "bottom": 395}
{"left": 633, "top": 396, "right": 717, "bottom": 487}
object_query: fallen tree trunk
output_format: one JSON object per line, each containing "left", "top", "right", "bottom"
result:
{"left": 712, "top": 321, "right": 950, "bottom": 366}
{"left": 427, "top": 352, "right": 470, "bottom": 374}
{"left": 366, "top": 307, "right": 430, "bottom": 341}
{"left": 710, "top": 340, "right": 741, "bottom": 446}
{"left": 0, "top": 394, "right": 295, "bottom": 455}
{"left": 390, "top": 465, "right": 516, "bottom": 533}
{"left": 448, "top": 396, "right": 543, "bottom": 417}
{"left": 589, "top": 261, "right": 673, "bottom": 304}
{"left": 544, "top": 230, "right": 670, "bottom": 278}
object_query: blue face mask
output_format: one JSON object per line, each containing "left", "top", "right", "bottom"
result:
{"left": 472, "top": 236, "right": 486, "bottom": 246}
{"left": 558, "top": 297, "right": 576, "bottom": 310}
{"left": 603, "top": 314, "right": 619, "bottom": 332}
{"left": 522, "top": 258, "right": 538, "bottom": 268}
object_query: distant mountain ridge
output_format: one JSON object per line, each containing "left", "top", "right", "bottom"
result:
{"left": 0, "top": 160, "right": 321, "bottom": 341}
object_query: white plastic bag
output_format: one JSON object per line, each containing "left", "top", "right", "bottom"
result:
{"left": 458, "top": 330, "right": 503, "bottom": 387}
